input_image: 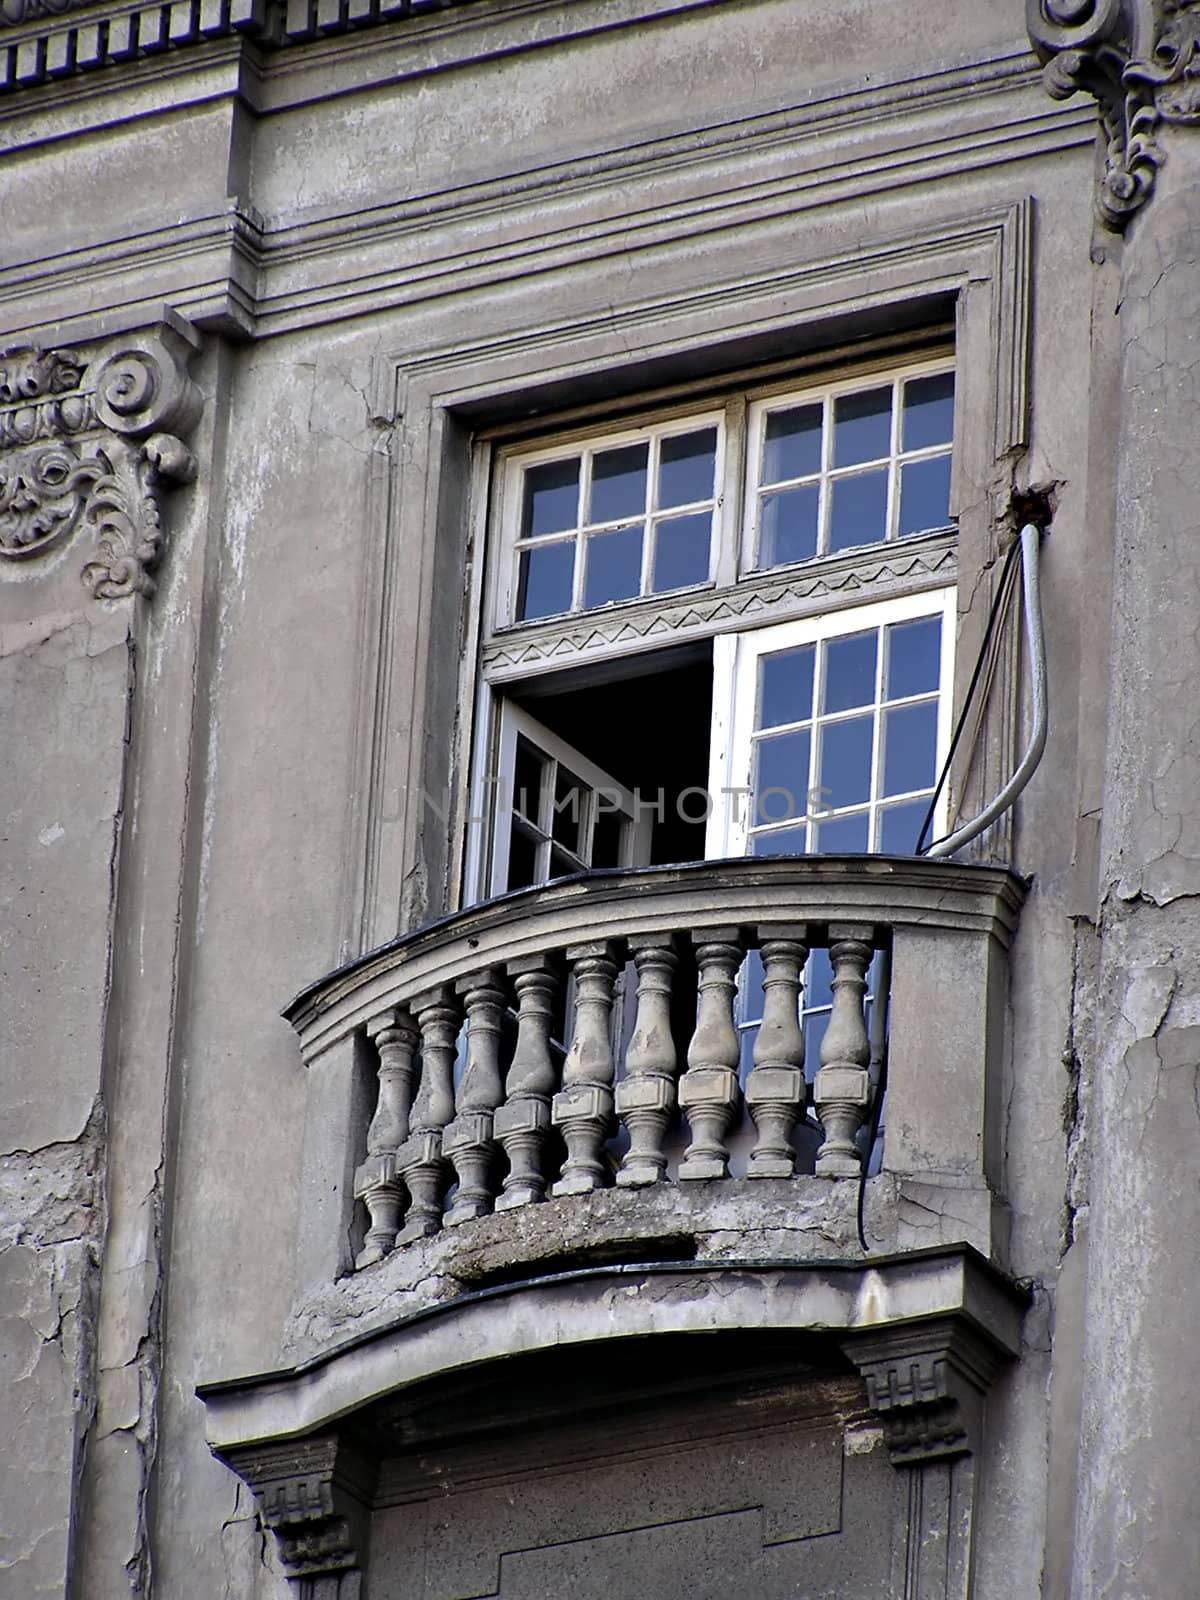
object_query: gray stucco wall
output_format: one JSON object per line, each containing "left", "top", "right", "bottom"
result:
{"left": 2, "top": 0, "right": 1182, "bottom": 1595}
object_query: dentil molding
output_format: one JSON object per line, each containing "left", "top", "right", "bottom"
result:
{"left": 1028, "top": 0, "right": 1200, "bottom": 228}
{"left": 0, "top": 316, "right": 201, "bottom": 599}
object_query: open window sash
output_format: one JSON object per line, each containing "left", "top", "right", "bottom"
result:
{"left": 482, "top": 700, "right": 653, "bottom": 898}
{"left": 705, "top": 588, "right": 956, "bottom": 861}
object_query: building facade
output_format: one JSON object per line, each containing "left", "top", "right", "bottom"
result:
{"left": 3, "top": 1, "right": 1199, "bottom": 1595}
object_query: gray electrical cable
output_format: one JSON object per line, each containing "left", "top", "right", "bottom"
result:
{"left": 926, "top": 521, "right": 1047, "bottom": 859}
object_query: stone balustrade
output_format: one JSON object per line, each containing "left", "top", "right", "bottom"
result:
{"left": 285, "top": 856, "right": 1024, "bottom": 1272}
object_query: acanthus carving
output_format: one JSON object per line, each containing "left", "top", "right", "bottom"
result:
{"left": 0, "top": 321, "right": 201, "bottom": 598}
{"left": 0, "top": 442, "right": 96, "bottom": 559}
{"left": 1028, "top": 0, "right": 1200, "bottom": 229}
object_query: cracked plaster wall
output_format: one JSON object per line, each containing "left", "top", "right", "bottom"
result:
{"left": 0, "top": 610, "right": 132, "bottom": 1599}
{"left": 0, "top": 2, "right": 1161, "bottom": 1596}
{"left": 1068, "top": 132, "right": 1200, "bottom": 1600}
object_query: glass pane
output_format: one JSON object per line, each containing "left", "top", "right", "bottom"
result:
{"left": 898, "top": 455, "right": 952, "bottom": 537}
{"left": 759, "top": 645, "right": 815, "bottom": 730}
{"left": 754, "top": 729, "right": 811, "bottom": 826}
{"left": 548, "top": 845, "right": 580, "bottom": 881}
{"left": 589, "top": 442, "right": 648, "bottom": 524}
{"left": 879, "top": 797, "right": 931, "bottom": 855}
{"left": 762, "top": 404, "right": 822, "bottom": 483}
{"left": 738, "top": 948, "right": 766, "bottom": 1021}
{"left": 903, "top": 372, "right": 955, "bottom": 450}
{"left": 759, "top": 484, "right": 819, "bottom": 568}
{"left": 751, "top": 822, "right": 808, "bottom": 856}
{"left": 883, "top": 701, "right": 938, "bottom": 796}
{"left": 552, "top": 764, "right": 585, "bottom": 851}
{"left": 658, "top": 428, "right": 717, "bottom": 507}
{"left": 522, "top": 458, "right": 580, "bottom": 538}
{"left": 517, "top": 541, "right": 575, "bottom": 620}
{"left": 513, "top": 736, "right": 546, "bottom": 823}
{"left": 591, "top": 808, "right": 625, "bottom": 868}
{"left": 652, "top": 511, "right": 711, "bottom": 591}
{"left": 813, "top": 809, "right": 870, "bottom": 852}
{"left": 829, "top": 468, "right": 888, "bottom": 552}
{"left": 833, "top": 386, "right": 891, "bottom": 467}
{"left": 507, "top": 822, "right": 540, "bottom": 890}
{"left": 806, "top": 948, "right": 834, "bottom": 1010}
{"left": 818, "top": 717, "right": 873, "bottom": 808}
{"left": 583, "top": 526, "right": 643, "bottom": 608}
{"left": 803, "top": 1010, "right": 830, "bottom": 1078}
{"left": 886, "top": 617, "right": 942, "bottom": 700}
{"left": 822, "top": 631, "right": 877, "bottom": 713}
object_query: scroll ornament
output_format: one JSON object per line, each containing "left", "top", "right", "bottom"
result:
{"left": 0, "top": 327, "right": 201, "bottom": 599}
{"left": 1028, "top": 0, "right": 1200, "bottom": 228}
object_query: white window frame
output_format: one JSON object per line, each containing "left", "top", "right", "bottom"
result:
{"left": 486, "top": 354, "right": 955, "bottom": 639}
{"left": 491, "top": 408, "right": 729, "bottom": 628}
{"left": 741, "top": 360, "right": 956, "bottom": 573}
{"left": 705, "top": 587, "right": 957, "bottom": 859}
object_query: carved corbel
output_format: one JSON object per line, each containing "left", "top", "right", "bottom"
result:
{"left": 1028, "top": 0, "right": 1200, "bottom": 229}
{"left": 0, "top": 319, "right": 202, "bottom": 598}
{"left": 841, "top": 1318, "right": 1008, "bottom": 1467}
{"left": 219, "top": 1434, "right": 374, "bottom": 1597}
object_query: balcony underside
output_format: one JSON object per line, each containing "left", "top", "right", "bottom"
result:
{"left": 199, "top": 1247, "right": 1030, "bottom": 1595}
{"left": 203, "top": 1247, "right": 1026, "bottom": 1455}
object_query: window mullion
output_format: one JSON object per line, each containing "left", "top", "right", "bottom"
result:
{"left": 642, "top": 433, "right": 658, "bottom": 596}
{"left": 868, "top": 625, "right": 887, "bottom": 849}
{"left": 573, "top": 455, "right": 591, "bottom": 612}
{"left": 817, "top": 394, "right": 832, "bottom": 556}
{"left": 723, "top": 395, "right": 748, "bottom": 585}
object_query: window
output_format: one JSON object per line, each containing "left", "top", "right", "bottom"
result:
{"left": 503, "top": 413, "right": 724, "bottom": 622}
{"left": 470, "top": 352, "right": 957, "bottom": 901}
{"left": 707, "top": 589, "right": 956, "bottom": 861}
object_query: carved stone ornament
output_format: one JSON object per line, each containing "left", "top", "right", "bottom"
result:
{"left": 1028, "top": 0, "right": 1200, "bottom": 229}
{"left": 0, "top": 321, "right": 201, "bottom": 598}
{"left": 842, "top": 1318, "right": 1007, "bottom": 1467}
{"left": 220, "top": 1435, "right": 373, "bottom": 1597}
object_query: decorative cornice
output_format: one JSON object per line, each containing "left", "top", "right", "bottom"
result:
{"left": 0, "top": 0, "right": 492, "bottom": 92}
{"left": 0, "top": 319, "right": 201, "bottom": 598}
{"left": 1027, "top": 0, "right": 1200, "bottom": 229}
{"left": 481, "top": 539, "right": 957, "bottom": 681}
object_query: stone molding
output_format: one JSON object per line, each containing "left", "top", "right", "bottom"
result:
{"left": 284, "top": 855, "right": 1025, "bottom": 1063}
{"left": 223, "top": 1434, "right": 373, "bottom": 1594}
{"left": 0, "top": 318, "right": 201, "bottom": 598}
{"left": 1028, "top": 0, "right": 1200, "bottom": 229}
{"left": 481, "top": 538, "right": 957, "bottom": 682}
{"left": 203, "top": 1252, "right": 1026, "bottom": 1588}
{"left": 842, "top": 1317, "right": 1005, "bottom": 1466}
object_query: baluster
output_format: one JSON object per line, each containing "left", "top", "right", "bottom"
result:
{"left": 746, "top": 928, "right": 809, "bottom": 1178}
{"left": 395, "top": 987, "right": 460, "bottom": 1242}
{"left": 814, "top": 925, "right": 875, "bottom": 1177}
{"left": 615, "top": 937, "right": 680, "bottom": 1188}
{"left": 552, "top": 940, "right": 621, "bottom": 1195}
{"left": 353, "top": 1009, "right": 419, "bottom": 1267}
{"left": 494, "top": 956, "right": 559, "bottom": 1210}
{"left": 678, "top": 929, "right": 743, "bottom": 1181}
{"left": 443, "top": 968, "right": 507, "bottom": 1226}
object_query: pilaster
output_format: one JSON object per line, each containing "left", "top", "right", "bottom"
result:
{"left": 1028, "top": 7, "right": 1200, "bottom": 1595}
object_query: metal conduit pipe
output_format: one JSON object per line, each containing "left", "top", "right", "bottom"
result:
{"left": 926, "top": 521, "right": 1047, "bottom": 859}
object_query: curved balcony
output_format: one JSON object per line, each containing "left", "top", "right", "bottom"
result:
{"left": 285, "top": 855, "right": 1024, "bottom": 1280}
